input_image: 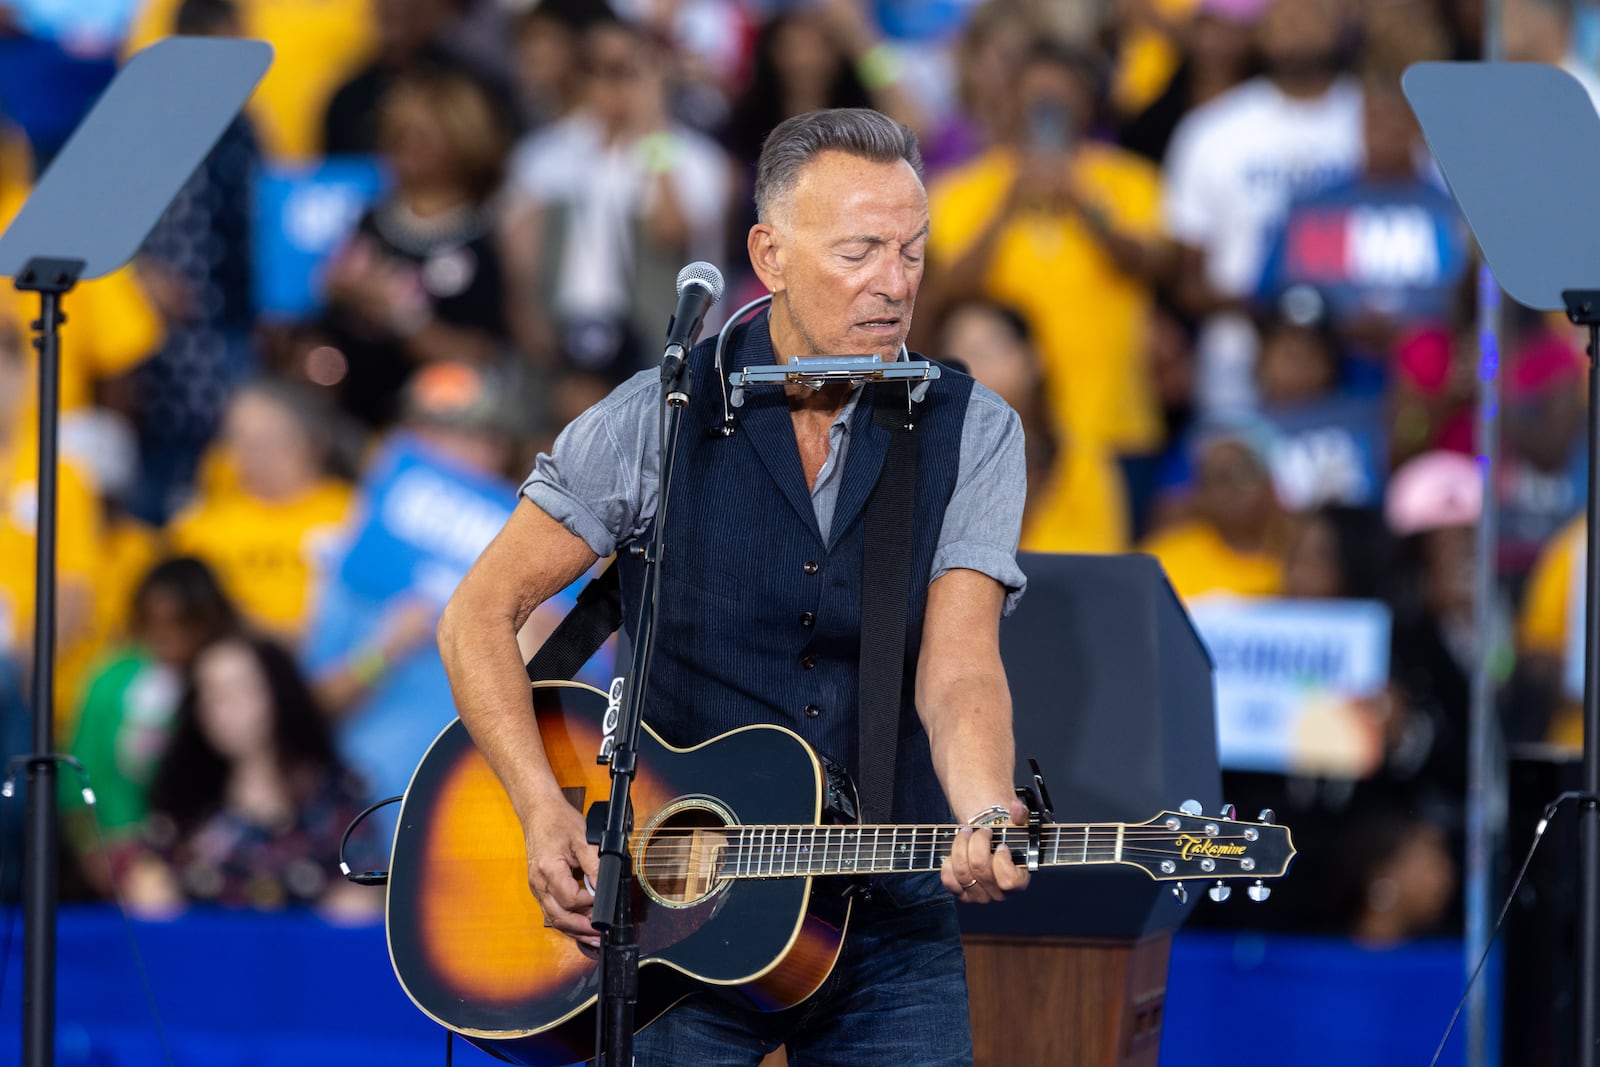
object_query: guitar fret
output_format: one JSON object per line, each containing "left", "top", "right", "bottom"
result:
{"left": 718, "top": 821, "right": 1163, "bottom": 879}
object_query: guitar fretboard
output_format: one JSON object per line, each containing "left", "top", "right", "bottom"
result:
{"left": 637, "top": 823, "right": 1151, "bottom": 879}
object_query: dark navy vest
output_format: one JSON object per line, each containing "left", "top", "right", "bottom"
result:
{"left": 618, "top": 315, "right": 975, "bottom": 827}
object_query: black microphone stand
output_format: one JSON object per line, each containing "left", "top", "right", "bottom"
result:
{"left": 590, "top": 348, "right": 695, "bottom": 1067}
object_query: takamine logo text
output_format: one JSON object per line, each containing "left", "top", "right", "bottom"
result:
{"left": 1176, "top": 835, "right": 1248, "bottom": 862}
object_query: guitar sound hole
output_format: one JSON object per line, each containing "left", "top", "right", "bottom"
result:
{"left": 637, "top": 802, "right": 733, "bottom": 909}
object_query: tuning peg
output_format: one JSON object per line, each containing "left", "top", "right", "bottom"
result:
{"left": 1208, "top": 881, "right": 1232, "bottom": 903}
{"left": 1257, "top": 808, "right": 1276, "bottom": 825}
{"left": 1172, "top": 881, "right": 1188, "bottom": 904}
{"left": 1247, "top": 879, "right": 1271, "bottom": 902}
{"left": 1220, "top": 803, "right": 1237, "bottom": 821}
{"left": 1179, "top": 799, "right": 1203, "bottom": 816}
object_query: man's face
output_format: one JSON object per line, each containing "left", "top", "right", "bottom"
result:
{"left": 1257, "top": 0, "right": 1343, "bottom": 74}
{"left": 754, "top": 150, "right": 929, "bottom": 361}
{"left": 1016, "top": 61, "right": 1092, "bottom": 154}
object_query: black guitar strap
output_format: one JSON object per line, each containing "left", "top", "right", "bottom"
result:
{"left": 523, "top": 562, "right": 622, "bottom": 683}
{"left": 855, "top": 389, "right": 920, "bottom": 825}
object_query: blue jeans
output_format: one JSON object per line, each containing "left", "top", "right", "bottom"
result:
{"left": 630, "top": 886, "right": 972, "bottom": 1066}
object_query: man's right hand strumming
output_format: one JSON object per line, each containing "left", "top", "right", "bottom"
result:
{"left": 525, "top": 794, "right": 602, "bottom": 948}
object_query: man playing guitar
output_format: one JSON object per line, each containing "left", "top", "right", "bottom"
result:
{"left": 438, "top": 106, "right": 1030, "bottom": 1064}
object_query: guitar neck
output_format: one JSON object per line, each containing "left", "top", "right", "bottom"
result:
{"left": 701, "top": 822, "right": 1202, "bottom": 880}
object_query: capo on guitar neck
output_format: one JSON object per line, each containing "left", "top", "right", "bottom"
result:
{"left": 1015, "top": 759, "right": 1054, "bottom": 873}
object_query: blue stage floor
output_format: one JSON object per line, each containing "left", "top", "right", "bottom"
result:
{"left": 0, "top": 908, "right": 1488, "bottom": 1065}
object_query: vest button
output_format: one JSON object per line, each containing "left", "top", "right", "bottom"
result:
{"left": 799, "top": 611, "right": 815, "bottom": 627}
{"left": 803, "top": 704, "right": 821, "bottom": 718}
{"left": 802, "top": 560, "right": 820, "bottom": 575}
{"left": 802, "top": 655, "right": 817, "bottom": 670}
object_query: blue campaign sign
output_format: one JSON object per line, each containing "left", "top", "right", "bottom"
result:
{"left": 1188, "top": 597, "right": 1393, "bottom": 778}
{"left": 335, "top": 433, "right": 514, "bottom": 606}
{"left": 1257, "top": 177, "right": 1471, "bottom": 327}
{"left": 253, "top": 156, "right": 387, "bottom": 318}
{"left": 1263, "top": 394, "right": 1389, "bottom": 510}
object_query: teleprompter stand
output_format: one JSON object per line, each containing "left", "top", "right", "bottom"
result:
{"left": 1405, "top": 62, "right": 1600, "bottom": 1066}
{"left": 0, "top": 39, "right": 271, "bottom": 1067}
{"left": 1562, "top": 290, "right": 1600, "bottom": 1067}
{"left": 14, "top": 256, "right": 80, "bottom": 1067}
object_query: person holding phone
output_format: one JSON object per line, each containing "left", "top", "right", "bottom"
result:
{"left": 923, "top": 38, "right": 1172, "bottom": 534}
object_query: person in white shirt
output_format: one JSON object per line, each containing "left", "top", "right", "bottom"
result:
{"left": 503, "top": 14, "right": 731, "bottom": 384}
{"left": 1163, "top": 0, "right": 1363, "bottom": 416}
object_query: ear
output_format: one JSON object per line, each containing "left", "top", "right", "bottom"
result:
{"left": 747, "top": 223, "right": 783, "bottom": 294}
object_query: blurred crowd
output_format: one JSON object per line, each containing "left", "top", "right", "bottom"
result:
{"left": 0, "top": 0, "right": 1596, "bottom": 942}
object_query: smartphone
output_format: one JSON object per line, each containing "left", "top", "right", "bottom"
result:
{"left": 1026, "top": 98, "right": 1073, "bottom": 156}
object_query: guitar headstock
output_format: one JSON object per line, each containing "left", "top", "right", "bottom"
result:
{"left": 1121, "top": 803, "right": 1296, "bottom": 904}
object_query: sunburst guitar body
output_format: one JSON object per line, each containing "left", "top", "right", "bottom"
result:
{"left": 385, "top": 681, "right": 1296, "bottom": 1066}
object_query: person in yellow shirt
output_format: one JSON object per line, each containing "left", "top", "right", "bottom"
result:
{"left": 1140, "top": 424, "right": 1288, "bottom": 600}
{"left": 935, "top": 296, "right": 1127, "bottom": 554}
{"left": 0, "top": 183, "right": 166, "bottom": 429}
{"left": 0, "top": 315, "right": 103, "bottom": 731}
{"left": 1517, "top": 514, "right": 1585, "bottom": 746}
{"left": 925, "top": 38, "right": 1170, "bottom": 461}
{"left": 123, "top": 0, "right": 374, "bottom": 162}
{"left": 166, "top": 380, "right": 353, "bottom": 640}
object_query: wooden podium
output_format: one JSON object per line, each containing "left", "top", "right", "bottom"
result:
{"left": 965, "top": 933, "right": 1173, "bottom": 1066}
{"left": 957, "top": 553, "right": 1220, "bottom": 1066}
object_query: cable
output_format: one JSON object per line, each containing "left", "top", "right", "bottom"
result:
{"left": 1428, "top": 793, "right": 1581, "bottom": 1067}
{"left": 337, "top": 795, "right": 403, "bottom": 885}
{"left": 84, "top": 793, "right": 177, "bottom": 1067}
{"left": 445, "top": 1028, "right": 453, "bottom": 1066}
{"left": 0, "top": 769, "right": 15, "bottom": 1015}
{"left": 5, "top": 757, "right": 180, "bottom": 1067}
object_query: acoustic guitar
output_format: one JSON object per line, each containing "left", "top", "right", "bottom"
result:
{"left": 385, "top": 681, "right": 1296, "bottom": 1066}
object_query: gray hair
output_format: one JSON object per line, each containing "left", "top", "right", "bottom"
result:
{"left": 754, "top": 108, "right": 923, "bottom": 223}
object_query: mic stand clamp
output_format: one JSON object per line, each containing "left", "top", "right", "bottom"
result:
{"left": 590, "top": 351, "right": 695, "bottom": 1067}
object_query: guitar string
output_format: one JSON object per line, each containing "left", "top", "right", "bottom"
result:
{"left": 625, "top": 834, "right": 1262, "bottom": 853}
{"left": 624, "top": 833, "right": 1263, "bottom": 855}
{"left": 625, "top": 844, "right": 1267, "bottom": 877}
{"left": 623, "top": 828, "right": 1263, "bottom": 844}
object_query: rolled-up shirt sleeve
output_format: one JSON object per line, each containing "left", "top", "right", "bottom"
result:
{"left": 519, "top": 370, "right": 660, "bottom": 557}
{"left": 930, "top": 383, "right": 1029, "bottom": 615}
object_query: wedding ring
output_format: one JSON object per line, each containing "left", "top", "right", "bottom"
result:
{"left": 961, "top": 878, "right": 979, "bottom": 890}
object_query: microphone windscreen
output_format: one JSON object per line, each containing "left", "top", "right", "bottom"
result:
{"left": 676, "top": 261, "right": 725, "bottom": 302}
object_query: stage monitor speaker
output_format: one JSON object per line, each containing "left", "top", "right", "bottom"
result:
{"left": 957, "top": 552, "right": 1221, "bottom": 939}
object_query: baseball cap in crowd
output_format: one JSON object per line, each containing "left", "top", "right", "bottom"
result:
{"left": 401, "top": 361, "right": 513, "bottom": 435}
{"left": 1385, "top": 450, "right": 1482, "bottom": 536}
{"left": 1198, "top": 0, "right": 1272, "bottom": 23}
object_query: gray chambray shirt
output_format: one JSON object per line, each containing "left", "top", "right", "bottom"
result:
{"left": 519, "top": 367, "right": 1029, "bottom": 613}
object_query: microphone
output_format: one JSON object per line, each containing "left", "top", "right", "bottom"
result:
{"left": 660, "top": 262, "right": 725, "bottom": 384}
